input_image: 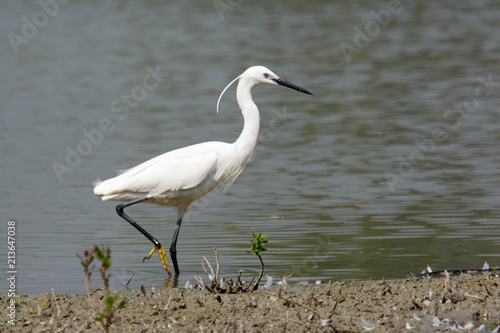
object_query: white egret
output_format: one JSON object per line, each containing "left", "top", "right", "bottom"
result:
{"left": 93, "top": 66, "right": 313, "bottom": 275}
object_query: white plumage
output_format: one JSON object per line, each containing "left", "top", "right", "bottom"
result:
{"left": 93, "top": 66, "right": 312, "bottom": 275}
{"left": 94, "top": 142, "right": 243, "bottom": 206}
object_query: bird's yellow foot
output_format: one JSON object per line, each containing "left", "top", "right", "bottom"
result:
{"left": 144, "top": 245, "right": 171, "bottom": 275}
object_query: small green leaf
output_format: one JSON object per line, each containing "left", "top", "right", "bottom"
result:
{"left": 103, "top": 294, "right": 117, "bottom": 310}
{"left": 116, "top": 300, "right": 126, "bottom": 310}
{"left": 250, "top": 233, "right": 269, "bottom": 254}
{"left": 94, "top": 246, "right": 104, "bottom": 261}
{"left": 103, "top": 257, "right": 111, "bottom": 269}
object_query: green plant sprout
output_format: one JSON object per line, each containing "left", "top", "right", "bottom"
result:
{"left": 195, "top": 233, "right": 269, "bottom": 293}
{"left": 94, "top": 246, "right": 112, "bottom": 293}
{"left": 250, "top": 232, "right": 268, "bottom": 254}
{"left": 95, "top": 293, "right": 125, "bottom": 333}
{"left": 249, "top": 233, "right": 268, "bottom": 291}
{"left": 93, "top": 245, "right": 125, "bottom": 333}
{"left": 76, "top": 249, "right": 95, "bottom": 292}
{"left": 77, "top": 246, "right": 125, "bottom": 333}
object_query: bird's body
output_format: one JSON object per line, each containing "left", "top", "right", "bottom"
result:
{"left": 94, "top": 66, "right": 312, "bottom": 276}
{"left": 94, "top": 141, "right": 248, "bottom": 207}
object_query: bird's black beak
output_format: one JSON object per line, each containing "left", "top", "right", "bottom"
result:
{"left": 273, "top": 78, "right": 313, "bottom": 95}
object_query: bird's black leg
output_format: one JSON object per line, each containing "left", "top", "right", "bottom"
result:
{"left": 116, "top": 197, "right": 171, "bottom": 275}
{"left": 169, "top": 217, "right": 183, "bottom": 275}
{"left": 115, "top": 197, "right": 159, "bottom": 247}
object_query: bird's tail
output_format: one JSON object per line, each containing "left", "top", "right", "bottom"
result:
{"left": 93, "top": 178, "right": 106, "bottom": 199}
{"left": 93, "top": 178, "right": 102, "bottom": 188}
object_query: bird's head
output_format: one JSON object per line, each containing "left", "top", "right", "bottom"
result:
{"left": 242, "top": 66, "right": 313, "bottom": 95}
{"left": 217, "top": 66, "right": 313, "bottom": 113}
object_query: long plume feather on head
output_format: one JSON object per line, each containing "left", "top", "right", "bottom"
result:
{"left": 217, "top": 74, "right": 242, "bottom": 114}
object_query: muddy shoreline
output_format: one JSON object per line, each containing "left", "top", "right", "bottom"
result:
{"left": 3, "top": 274, "right": 500, "bottom": 332}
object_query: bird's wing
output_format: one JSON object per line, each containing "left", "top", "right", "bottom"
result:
{"left": 95, "top": 151, "right": 219, "bottom": 197}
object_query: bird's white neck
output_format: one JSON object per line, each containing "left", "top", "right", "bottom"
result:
{"left": 234, "top": 79, "right": 260, "bottom": 164}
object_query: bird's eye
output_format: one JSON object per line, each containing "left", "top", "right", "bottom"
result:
{"left": 263, "top": 73, "right": 269, "bottom": 78}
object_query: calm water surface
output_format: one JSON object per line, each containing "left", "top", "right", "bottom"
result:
{"left": 1, "top": 1, "right": 500, "bottom": 293}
